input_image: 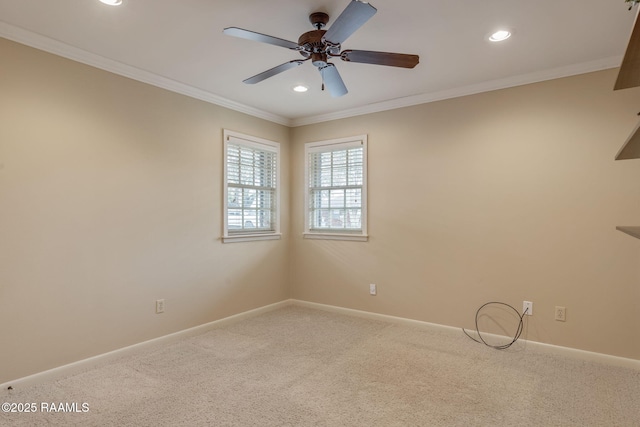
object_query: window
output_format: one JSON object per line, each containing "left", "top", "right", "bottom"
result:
{"left": 304, "top": 135, "right": 368, "bottom": 241}
{"left": 223, "top": 130, "right": 280, "bottom": 243}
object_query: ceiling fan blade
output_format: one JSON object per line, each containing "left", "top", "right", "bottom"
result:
{"left": 320, "top": 63, "right": 348, "bottom": 97}
{"left": 223, "top": 27, "right": 300, "bottom": 51}
{"left": 615, "top": 9, "right": 640, "bottom": 90}
{"left": 243, "top": 60, "right": 306, "bottom": 84}
{"left": 323, "top": 1, "right": 377, "bottom": 45}
{"left": 341, "top": 50, "right": 419, "bottom": 68}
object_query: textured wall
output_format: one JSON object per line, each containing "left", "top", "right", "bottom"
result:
{"left": 290, "top": 69, "right": 640, "bottom": 359}
{"left": 0, "top": 38, "right": 291, "bottom": 383}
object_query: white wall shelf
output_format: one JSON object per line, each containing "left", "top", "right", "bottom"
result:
{"left": 615, "top": 121, "right": 639, "bottom": 239}
{"left": 616, "top": 226, "right": 640, "bottom": 240}
{"left": 616, "top": 120, "right": 640, "bottom": 160}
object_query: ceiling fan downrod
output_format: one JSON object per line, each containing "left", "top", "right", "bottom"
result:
{"left": 309, "top": 12, "right": 329, "bottom": 30}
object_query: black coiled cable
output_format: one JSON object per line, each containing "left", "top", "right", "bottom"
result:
{"left": 462, "top": 301, "right": 527, "bottom": 350}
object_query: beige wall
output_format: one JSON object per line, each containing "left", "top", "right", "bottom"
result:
{"left": 290, "top": 69, "right": 640, "bottom": 359}
{"left": 0, "top": 38, "right": 291, "bottom": 383}
{"left": 2, "top": 37, "right": 640, "bottom": 385}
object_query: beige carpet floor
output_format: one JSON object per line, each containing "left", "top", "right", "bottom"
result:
{"left": 1, "top": 305, "right": 639, "bottom": 426}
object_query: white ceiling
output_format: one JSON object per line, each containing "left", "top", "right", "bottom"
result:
{"left": 0, "top": 0, "right": 636, "bottom": 126}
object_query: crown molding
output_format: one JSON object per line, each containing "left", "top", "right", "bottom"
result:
{"left": 1, "top": 21, "right": 623, "bottom": 129}
{"left": 0, "top": 21, "right": 292, "bottom": 127}
{"left": 290, "top": 56, "right": 623, "bottom": 127}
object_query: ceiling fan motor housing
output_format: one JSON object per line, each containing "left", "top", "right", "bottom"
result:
{"left": 298, "top": 29, "right": 332, "bottom": 67}
{"left": 298, "top": 30, "right": 327, "bottom": 53}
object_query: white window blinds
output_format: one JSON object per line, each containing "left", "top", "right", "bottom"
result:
{"left": 305, "top": 136, "right": 367, "bottom": 240}
{"left": 224, "top": 131, "right": 280, "bottom": 241}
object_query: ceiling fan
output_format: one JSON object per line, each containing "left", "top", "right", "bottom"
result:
{"left": 222, "top": 0, "right": 419, "bottom": 97}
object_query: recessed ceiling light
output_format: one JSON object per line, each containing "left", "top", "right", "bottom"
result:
{"left": 99, "top": 0, "right": 123, "bottom": 5}
{"left": 489, "top": 30, "right": 511, "bottom": 42}
{"left": 293, "top": 85, "right": 309, "bottom": 93}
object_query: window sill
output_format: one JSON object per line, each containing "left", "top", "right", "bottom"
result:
{"left": 222, "top": 233, "right": 282, "bottom": 243}
{"left": 303, "top": 232, "right": 368, "bottom": 242}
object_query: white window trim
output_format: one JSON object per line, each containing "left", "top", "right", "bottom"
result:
{"left": 222, "top": 130, "right": 281, "bottom": 243}
{"left": 304, "top": 134, "right": 368, "bottom": 242}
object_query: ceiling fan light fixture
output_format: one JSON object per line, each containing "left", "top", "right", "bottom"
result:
{"left": 99, "top": 0, "right": 123, "bottom": 6}
{"left": 489, "top": 29, "right": 511, "bottom": 42}
{"left": 293, "top": 85, "right": 309, "bottom": 93}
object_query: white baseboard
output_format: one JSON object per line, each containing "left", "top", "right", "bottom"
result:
{"left": 0, "top": 300, "right": 292, "bottom": 392}
{"left": 291, "top": 299, "right": 640, "bottom": 370}
{"left": 3, "top": 297, "right": 637, "bottom": 392}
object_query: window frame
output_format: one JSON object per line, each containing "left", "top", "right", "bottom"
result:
{"left": 304, "top": 135, "right": 368, "bottom": 242}
{"left": 222, "top": 129, "right": 281, "bottom": 243}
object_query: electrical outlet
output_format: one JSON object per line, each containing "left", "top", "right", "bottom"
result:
{"left": 156, "top": 299, "right": 165, "bottom": 314}
{"left": 523, "top": 301, "right": 533, "bottom": 316}
{"left": 555, "top": 306, "right": 566, "bottom": 322}
{"left": 369, "top": 284, "right": 377, "bottom": 296}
